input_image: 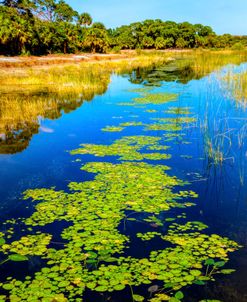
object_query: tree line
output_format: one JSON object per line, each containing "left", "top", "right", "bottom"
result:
{"left": 0, "top": 0, "right": 247, "bottom": 55}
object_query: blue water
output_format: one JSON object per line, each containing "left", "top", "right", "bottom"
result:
{"left": 0, "top": 64, "right": 247, "bottom": 301}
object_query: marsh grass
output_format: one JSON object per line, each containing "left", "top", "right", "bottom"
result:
{"left": 179, "top": 50, "right": 247, "bottom": 78}
{"left": 0, "top": 53, "right": 171, "bottom": 94}
{"left": 1, "top": 50, "right": 247, "bottom": 154}
{"left": 223, "top": 69, "right": 247, "bottom": 108}
{"left": 0, "top": 53, "right": 172, "bottom": 153}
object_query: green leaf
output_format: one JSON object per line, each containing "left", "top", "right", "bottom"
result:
{"left": 194, "top": 280, "right": 205, "bottom": 285}
{"left": 220, "top": 269, "right": 236, "bottom": 275}
{"left": 2, "top": 283, "right": 14, "bottom": 290}
{"left": 95, "top": 285, "right": 108, "bottom": 292}
{"left": 190, "top": 270, "right": 201, "bottom": 277}
{"left": 58, "top": 281, "right": 70, "bottom": 288}
{"left": 175, "top": 291, "right": 184, "bottom": 300}
{"left": 214, "top": 261, "right": 226, "bottom": 268}
{"left": 0, "top": 238, "right": 6, "bottom": 246}
{"left": 86, "top": 259, "right": 97, "bottom": 264}
{"left": 133, "top": 294, "right": 145, "bottom": 302}
{"left": 87, "top": 251, "right": 98, "bottom": 259}
{"left": 8, "top": 254, "right": 28, "bottom": 262}
{"left": 205, "top": 259, "right": 215, "bottom": 265}
{"left": 102, "top": 257, "right": 118, "bottom": 263}
{"left": 114, "top": 284, "right": 125, "bottom": 291}
{"left": 165, "top": 218, "right": 176, "bottom": 222}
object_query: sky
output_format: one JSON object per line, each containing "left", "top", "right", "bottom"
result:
{"left": 68, "top": 0, "right": 247, "bottom": 35}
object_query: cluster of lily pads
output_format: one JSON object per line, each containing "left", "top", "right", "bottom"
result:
{"left": 101, "top": 117, "right": 196, "bottom": 133}
{"left": 71, "top": 135, "right": 172, "bottom": 161}
{"left": 0, "top": 89, "right": 241, "bottom": 302}
{"left": 117, "top": 92, "right": 178, "bottom": 107}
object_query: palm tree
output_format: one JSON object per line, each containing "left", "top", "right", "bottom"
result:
{"left": 78, "top": 12, "right": 92, "bottom": 27}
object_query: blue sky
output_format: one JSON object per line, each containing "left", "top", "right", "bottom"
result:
{"left": 68, "top": 0, "right": 246, "bottom": 35}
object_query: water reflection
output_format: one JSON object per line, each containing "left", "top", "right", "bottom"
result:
{"left": 1, "top": 52, "right": 247, "bottom": 154}
{"left": 129, "top": 60, "right": 197, "bottom": 86}
{"left": 0, "top": 88, "right": 108, "bottom": 154}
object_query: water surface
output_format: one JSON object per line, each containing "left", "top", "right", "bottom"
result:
{"left": 0, "top": 61, "right": 247, "bottom": 301}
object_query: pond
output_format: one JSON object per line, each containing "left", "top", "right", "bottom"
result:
{"left": 0, "top": 56, "right": 247, "bottom": 302}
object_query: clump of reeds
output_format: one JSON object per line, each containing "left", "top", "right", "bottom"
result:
{"left": 180, "top": 49, "right": 247, "bottom": 78}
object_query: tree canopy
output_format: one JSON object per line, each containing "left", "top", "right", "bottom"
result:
{"left": 0, "top": 0, "right": 247, "bottom": 55}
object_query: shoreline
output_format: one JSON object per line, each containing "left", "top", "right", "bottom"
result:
{"left": 0, "top": 49, "right": 192, "bottom": 69}
{"left": 0, "top": 49, "right": 244, "bottom": 70}
{"left": 0, "top": 53, "right": 131, "bottom": 68}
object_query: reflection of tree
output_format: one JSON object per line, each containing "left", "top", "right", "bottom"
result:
{"left": 128, "top": 60, "right": 198, "bottom": 86}
{"left": 0, "top": 122, "right": 39, "bottom": 154}
{"left": 4, "top": 53, "right": 245, "bottom": 154}
{"left": 0, "top": 86, "right": 108, "bottom": 154}
{"left": 0, "top": 54, "right": 172, "bottom": 154}
{"left": 0, "top": 59, "right": 199, "bottom": 154}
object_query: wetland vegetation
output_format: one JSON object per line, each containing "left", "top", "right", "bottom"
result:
{"left": 1, "top": 34, "right": 247, "bottom": 302}
{"left": 1, "top": 0, "right": 247, "bottom": 56}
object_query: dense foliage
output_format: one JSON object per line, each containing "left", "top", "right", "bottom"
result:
{"left": 0, "top": 0, "right": 247, "bottom": 55}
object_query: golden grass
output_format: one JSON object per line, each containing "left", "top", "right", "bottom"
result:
{"left": 1, "top": 49, "right": 247, "bottom": 154}
{"left": 0, "top": 52, "right": 171, "bottom": 151}
{"left": 179, "top": 49, "right": 247, "bottom": 77}
{"left": 223, "top": 69, "right": 247, "bottom": 107}
{"left": 0, "top": 52, "right": 171, "bottom": 94}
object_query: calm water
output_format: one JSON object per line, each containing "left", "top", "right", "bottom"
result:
{"left": 0, "top": 62, "right": 247, "bottom": 301}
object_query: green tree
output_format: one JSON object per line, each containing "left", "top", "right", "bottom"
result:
{"left": 84, "top": 24, "right": 109, "bottom": 53}
{"left": 155, "top": 37, "right": 167, "bottom": 49}
{"left": 78, "top": 12, "right": 92, "bottom": 27}
{"left": 141, "top": 36, "right": 154, "bottom": 49}
{"left": 176, "top": 37, "right": 187, "bottom": 48}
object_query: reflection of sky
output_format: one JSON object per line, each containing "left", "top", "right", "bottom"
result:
{"left": 68, "top": 0, "right": 247, "bottom": 35}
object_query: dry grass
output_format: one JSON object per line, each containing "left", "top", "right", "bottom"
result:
{"left": 1, "top": 50, "right": 247, "bottom": 138}
{"left": 0, "top": 52, "right": 172, "bottom": 141}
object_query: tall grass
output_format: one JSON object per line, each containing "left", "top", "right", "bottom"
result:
{"left": 0, "top": 53, "right": 171, "bottom": 153}
{"left": 223, "top": 69, "right": 247, "bottom": 108}
{"left": 1, "top": 50, "right": 247, "bottom": 154}
{"left": 179, "top": 49, "right": 247, "bottom": 78}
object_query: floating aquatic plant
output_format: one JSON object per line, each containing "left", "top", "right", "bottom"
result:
{"left": 145, "top": 109, "right": 158, "bottom": 113}
{"left": 133, "top": 93, "right": 178, "bottom": 105}
{"left": 145, "top": 124, "right": 182, "bottom": 132}
{"left": 70, "top": 135, "right": 171, "bottom": 161}
{"left": 101, "top": 126, "right": 124, "bottom": 132}
{"left": 164, "top": 107, "right": 192, "bottom": 115}
{"left": 150, "top": 117, "right": 196, "bottom": 124}
{"left": 0, "top": 82, "right": 241, "bottom": 302}
{"left": 119, "top": 121, "right": 143, "bottom": 127}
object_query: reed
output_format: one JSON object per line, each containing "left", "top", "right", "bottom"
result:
{"left": 179, "top": 49, "right": 247, "bottom": 78}
{"left": 223, "top": 69, "right": 247, "bottom": 108}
